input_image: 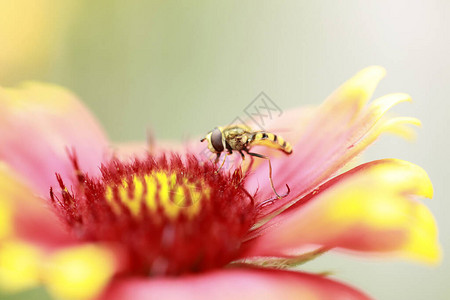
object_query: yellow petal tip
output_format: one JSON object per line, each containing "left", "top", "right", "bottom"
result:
{"left": 44, "top": 244, "right": 116, "bottom": 300}
{"left": 361, "top": 65, "right": 387, "bottom": 77}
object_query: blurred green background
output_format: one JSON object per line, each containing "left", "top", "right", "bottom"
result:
{"left": 1, "top": 1, "right": 449, "bottom": 299}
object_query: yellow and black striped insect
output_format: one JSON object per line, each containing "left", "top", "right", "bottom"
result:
{"left": 201, "top": 125, "right": 292, "bottom": 198}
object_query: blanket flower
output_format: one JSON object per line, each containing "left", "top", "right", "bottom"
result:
{"left": 0, "top": 66, "right": 440, "bottom": 300}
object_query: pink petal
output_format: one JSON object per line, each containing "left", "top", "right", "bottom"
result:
{"left": 100, "top": 268, "right": 371, "bottom": 300}
{"left": 0, "top": 82, "right": 109, "bottom": 196}
{"left": 247, "top": 67, "right": 416, "bottom": 218}
{"left": 242, "top": 159, "right": 440, "bottom": 264}
{"left": 0, "top": 164, "right": 73, "bottom": 248}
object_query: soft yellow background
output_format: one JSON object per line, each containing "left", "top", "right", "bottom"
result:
{"left": 1, "top": 1, "right": 448, "bottom": 299}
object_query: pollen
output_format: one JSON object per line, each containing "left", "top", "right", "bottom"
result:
{"left": 50, "top": 154, "right": 255, "bottom": 276}
{"left": 104, "top": 172, "right": 207, "bottom": 220}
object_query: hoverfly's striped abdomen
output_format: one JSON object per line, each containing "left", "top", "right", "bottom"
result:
{"left": 250, "top": 132, "right": 293, "bottom": 154}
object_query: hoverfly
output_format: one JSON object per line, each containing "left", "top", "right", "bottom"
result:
{"left": 201, "top": 124, "right": 292, "bottom": 198}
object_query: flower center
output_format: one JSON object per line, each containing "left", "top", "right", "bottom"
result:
{"left": 104, "top": 171, "right": 206, "bottom": 220}
{"left": 50, "top": 154, "right": 255, "bottom": 276}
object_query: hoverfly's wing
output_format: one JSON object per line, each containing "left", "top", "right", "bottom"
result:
{"left": 236, "top": 106, "right": 313, "bottom": 147}
{"left": 222, "top": 124, "right": 252, "bottom": 134}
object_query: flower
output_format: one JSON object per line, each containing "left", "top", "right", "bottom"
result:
{"left": 0, "top": 67, "right": 440, "bottom": 300}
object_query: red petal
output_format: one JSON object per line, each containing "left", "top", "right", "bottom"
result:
{"left": 101, "top": 268, "right": 371, "bottom": 300}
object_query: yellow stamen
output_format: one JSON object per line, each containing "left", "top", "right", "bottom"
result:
{"left": 105, "top": 171, "right": 208, "bottom": 220}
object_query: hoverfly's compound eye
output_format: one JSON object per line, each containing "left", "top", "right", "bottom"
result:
{"left": 211, "top": 127, "right": 224, "bottom": 152}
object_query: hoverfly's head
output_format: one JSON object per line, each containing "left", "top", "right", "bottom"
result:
{"left": 201, "top": 127, "right": 224, "bottom": 153}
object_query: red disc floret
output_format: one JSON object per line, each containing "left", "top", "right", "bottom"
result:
{"left": 50, "top": 154, "right": 255, "bottom": 276}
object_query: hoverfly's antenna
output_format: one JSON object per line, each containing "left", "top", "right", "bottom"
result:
{"left": 245, "top": 150, "right": 289, "bottom": 199}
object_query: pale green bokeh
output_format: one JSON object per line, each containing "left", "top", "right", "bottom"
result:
{"left": 2, "top": 1, "right": 449, "bottom": 299}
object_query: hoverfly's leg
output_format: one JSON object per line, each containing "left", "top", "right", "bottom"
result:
{"left": 245, "top": 151, "right": 289, "bottom": 199}
{"left": 234, "top": 150, "right": 247, "bottom": 185}
{"left": 245, "top": 151, "right": 266, "bottom": 159}
{"left": 239, "top": 150, "right": 245, "bottom": 160}
{"left": 214, "top": 152, "right": 221, "bottom": 164}
{"left": 256, "top": 185, "right": 291, "bottom": 210}
{"left": 239, "top": 148, "right": 255, "bottom": 178}
{"left": 215, "top": 153, "right": 228, "bottom": 174}
{"left": 246, "top": 150, "right": 256, "bottom": 172}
